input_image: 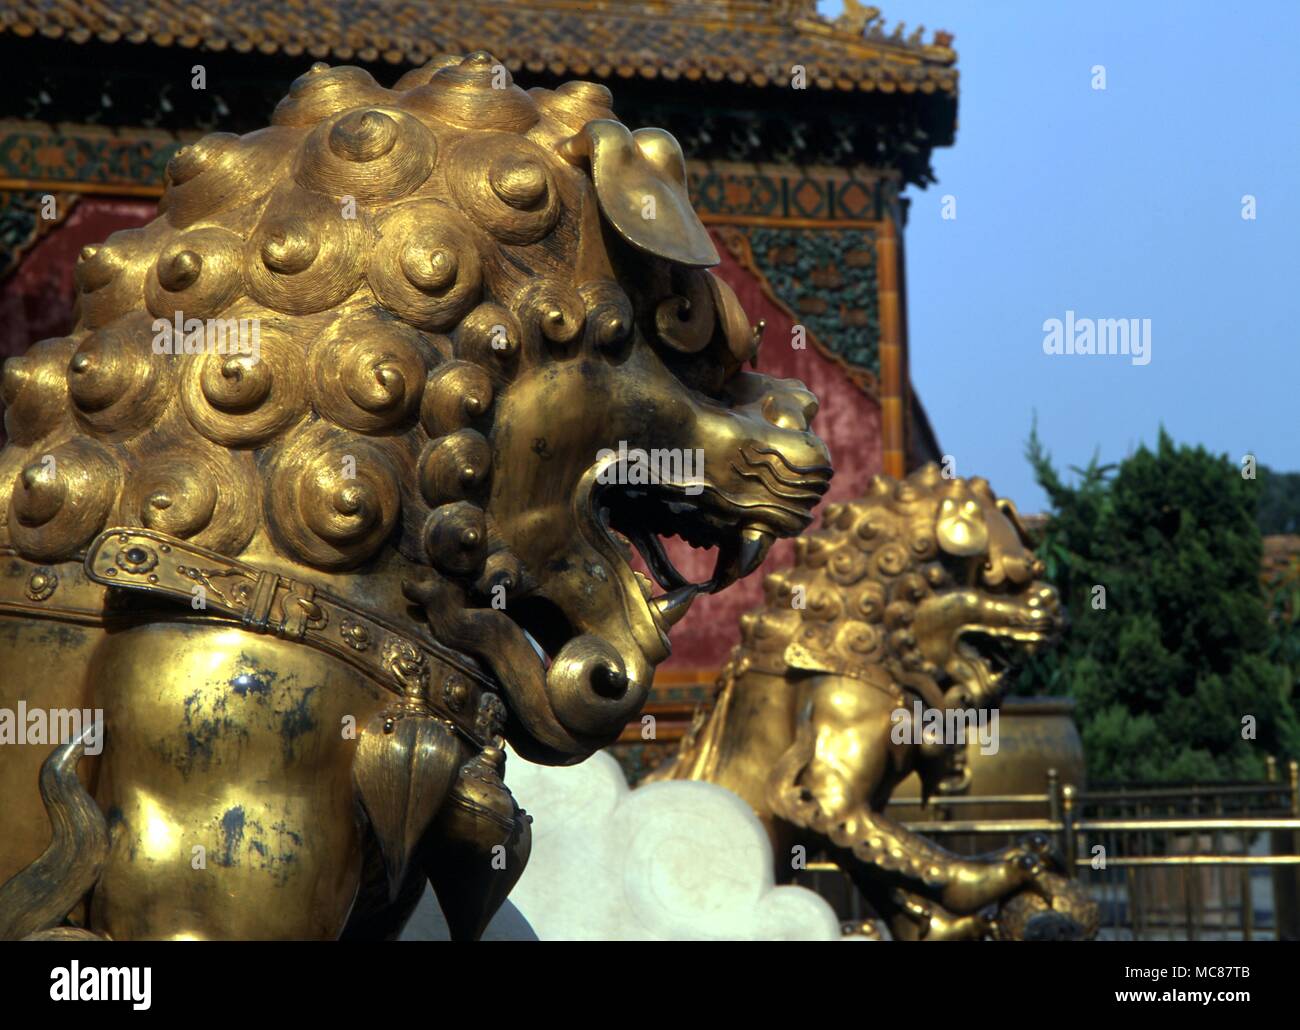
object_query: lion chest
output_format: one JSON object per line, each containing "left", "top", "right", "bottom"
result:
{"left": 86, "top": 622, "right": 388, "bottom": 938}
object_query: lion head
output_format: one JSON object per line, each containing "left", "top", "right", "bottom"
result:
{"left": 0, "top": 53, "right": 831, "bottom": 764}
{"left": 736, "top": 463, "right": 1061, "bottom": 715}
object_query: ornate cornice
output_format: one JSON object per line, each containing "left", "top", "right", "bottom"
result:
{"left": 716, "top": 225, "right": 881, "bottom": 393}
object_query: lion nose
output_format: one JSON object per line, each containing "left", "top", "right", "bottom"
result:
{"left": 761, "top": 379, "right": 820, "bottom": 432}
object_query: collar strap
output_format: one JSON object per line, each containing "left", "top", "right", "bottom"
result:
{"left": 57, "top": 528, "right": 506, "bottom": 748}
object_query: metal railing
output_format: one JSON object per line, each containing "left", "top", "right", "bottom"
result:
{"left": 806, "top": 758, "right": 1300, "bottom": 939}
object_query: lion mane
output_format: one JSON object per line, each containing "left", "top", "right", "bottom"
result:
{"left": 0, "top": 53, "right": 659, "bottom": 595}
{"left": 727, "top": 463, "right": 1042, "bottom": 708}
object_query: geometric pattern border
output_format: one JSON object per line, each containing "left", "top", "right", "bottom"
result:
{"left": 0, "top": 188, "right": 79, "bottom": 279}
{"left": 689, "top": 165, "right": 898, "bottom": 223}
{"left": 0, "top": 125, "right": 177, "bottom": 190}
{"left": 732, "top": 224, "right": 881, "bottom": 378}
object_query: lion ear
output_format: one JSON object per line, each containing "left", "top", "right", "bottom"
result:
{"left": 562, "top": 119, "right": 719, "bottom": 268}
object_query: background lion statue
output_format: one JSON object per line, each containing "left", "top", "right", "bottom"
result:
{"left": 0, "top": 52, "right": 831, "bottom": 940}
{"left": 650, "top": 463, "right": 1099, "bottom": 940}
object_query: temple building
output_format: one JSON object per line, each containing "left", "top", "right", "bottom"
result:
{"left": 0, "top": 0, "right": 956, "bottom": 777}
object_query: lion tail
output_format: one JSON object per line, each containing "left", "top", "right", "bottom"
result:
{"left": 0, "top": 722, "right": 110, "bottom": 940}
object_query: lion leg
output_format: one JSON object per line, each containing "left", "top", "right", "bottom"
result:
{"left": 883, "top": 888, "right": 991, "bottom": 941}
{"left": 827, "top": 802, "right": 1051, "bottom": 917}
{"left": 769, "top": 675, "right": 1052, "bottom": 918}
{"left": 347, "top": 706, "right": 532, "bottom": 941}
{"left": 0, "top": 616, "right": 103, "bottom": 894}
{"left": 85, "top": 623, "right": 387, "bottom": 939}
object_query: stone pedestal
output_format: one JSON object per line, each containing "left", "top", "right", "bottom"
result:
{"left": 402, "top": 747, "right": 840, "bottom": 941}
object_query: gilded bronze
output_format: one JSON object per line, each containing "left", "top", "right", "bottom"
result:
{"left": 650, "top": 465, "right": 1099, "bottom": 940}
{"left": 0, "top": 53, "right": 830, "bottom": 940}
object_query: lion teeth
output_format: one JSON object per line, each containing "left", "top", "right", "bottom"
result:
{"left": 709, "top": 523, "right": 776, "bottom": 591}
{"left": 738, "top": 524, "right": 776, "bottom": 576}
{"left": 634, "top": 571, "right": 654, "bottom": 599}
{"left": 649, "top": 585, "right": 699, "bottom": 629}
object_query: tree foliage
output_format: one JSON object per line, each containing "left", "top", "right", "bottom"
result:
{"left": 1257, "top": 465, "right": 1300, "bottom": 535}
{"left": 1010, "top": 423, "right": 1300, "bottom": 782}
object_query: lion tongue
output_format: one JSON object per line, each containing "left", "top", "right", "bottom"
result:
{"left": 708, "top": 524, "right": 775, "bottom": 592}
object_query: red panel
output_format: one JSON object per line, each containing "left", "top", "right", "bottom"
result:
{"left": 0, "top": 199, "right": 157, "bottom": 446}
{"left": 0, "top": 199, "right": 157, "bottom": 362}
{"left": 652, "top": 231, "right": 883, "bottom": 679}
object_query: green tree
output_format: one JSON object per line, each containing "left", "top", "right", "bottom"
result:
{"left": 1257, "top": 465, "right": 1300, "bottom": 535}
{"left": 1264, "top": 556, "right": 1300, "bottom": 716}
{"left": 1011, "top": 423, "right": 1300, "bottom": 782}
{"left": 1256, "top": 464, "right": 1300, "bottom": 718}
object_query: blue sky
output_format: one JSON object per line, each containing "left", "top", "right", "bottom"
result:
{"left": 818, "top": 0, "right": 1299, "bottom": 512}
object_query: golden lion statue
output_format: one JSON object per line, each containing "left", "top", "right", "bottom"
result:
{"left": 0, "top": 53, "right": 831, "bottom": 940}
{"left": 650, "top": 465, "right": 1099, "bottom": 940}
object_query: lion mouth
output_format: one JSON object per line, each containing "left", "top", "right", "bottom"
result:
{"left": 593, "top": 459, "right": 828, "bottom": 637}
{"left": 960, "top": 630, "right": 1023, "bottom": 675}
{"left": 596, "top": 482, "right": 774, "bottom": 633}
{"left": 962, "top": 625, "right": 1051, "bottom": 654}
{"left": 559, "top": 448, "right": 828, "bottom": 666}
{"left": 953, "top": 623, "right": 1055, "bottom": 694}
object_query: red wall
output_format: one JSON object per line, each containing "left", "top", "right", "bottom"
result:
{"left": 0, "top": 199, "right": 158, "bottom": 363}
{"left": 655, "top": 232, "right": 882, "bottom": 677}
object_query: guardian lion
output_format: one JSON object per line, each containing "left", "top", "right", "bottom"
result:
{"left": 650, "top": 465, "right": 1098, "bottom": 940}
{"left": 0, "top": 53, "right": 830, "bottom": 940}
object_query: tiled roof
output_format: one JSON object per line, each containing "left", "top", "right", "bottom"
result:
{"left": 0, "top": 1, "right": 957, "bottom": 94}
